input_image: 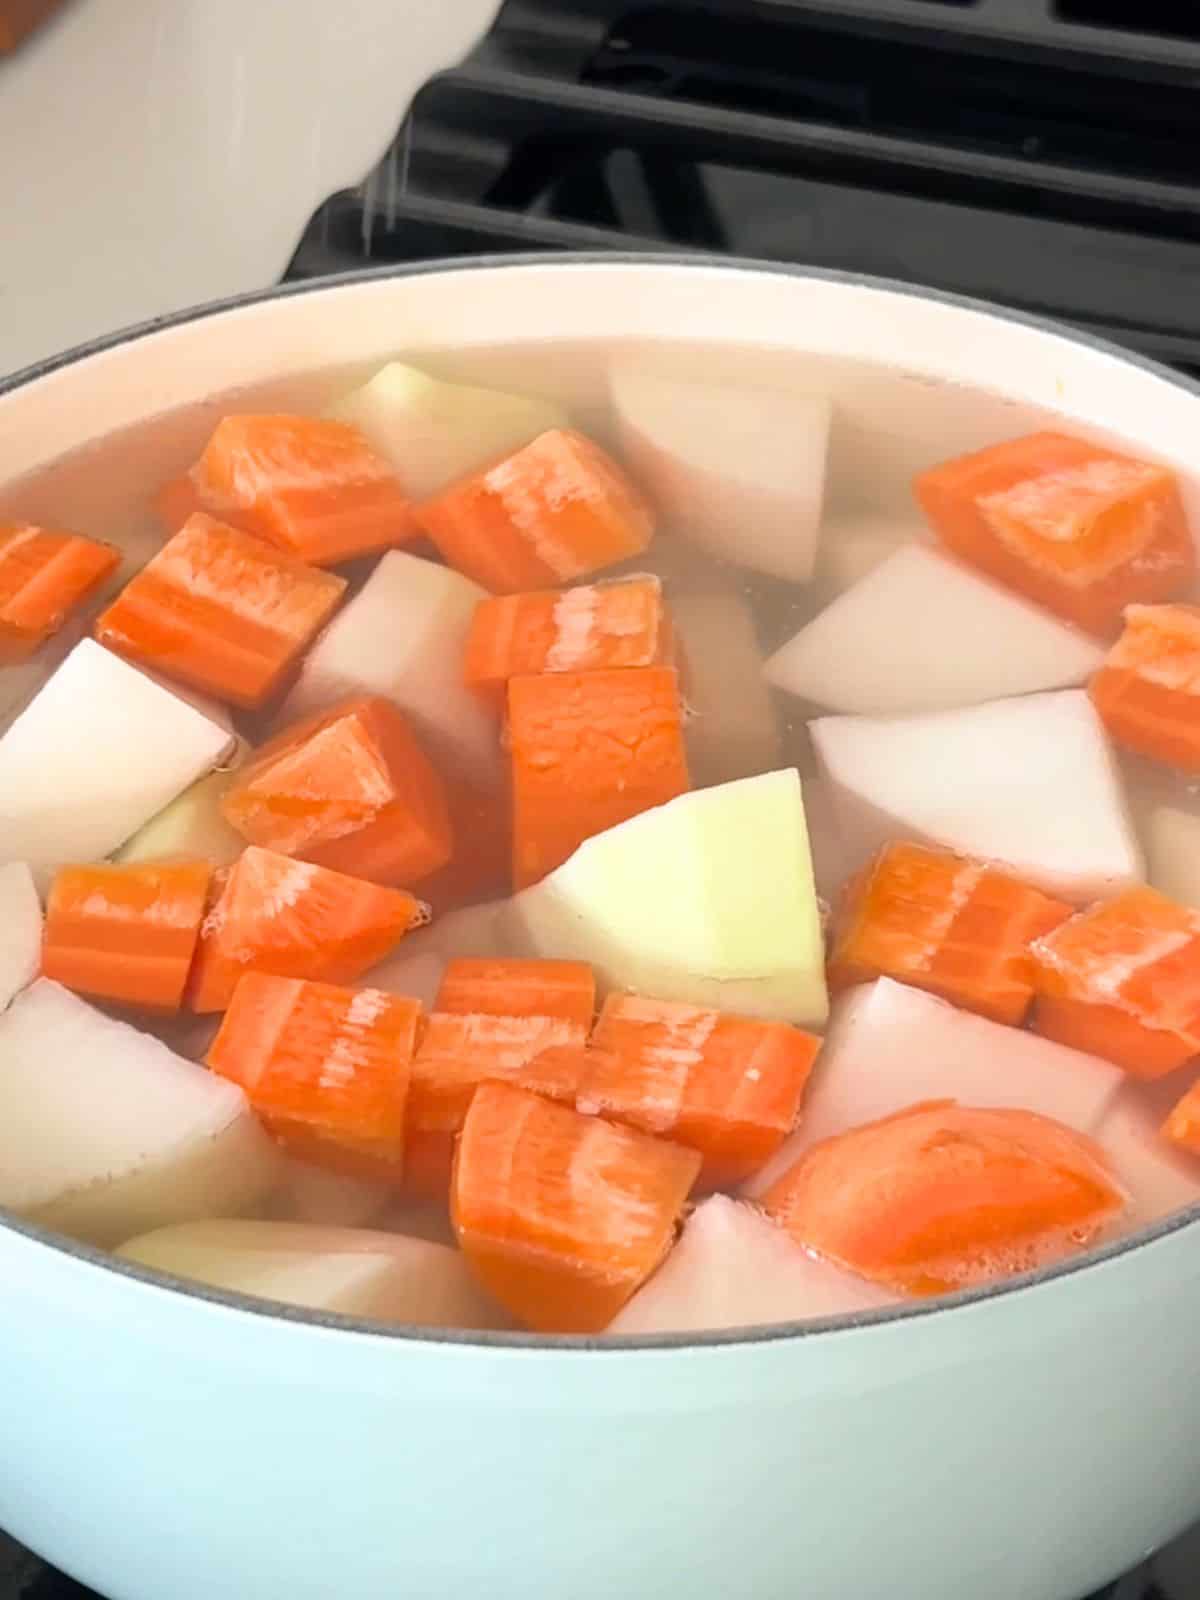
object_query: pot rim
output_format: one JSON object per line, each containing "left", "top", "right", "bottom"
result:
{"left": 3, "top": 248, "right": 1197, "bottom": 1354}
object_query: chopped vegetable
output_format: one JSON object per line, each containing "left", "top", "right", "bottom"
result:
{"left": 0, "top": 979, "right": 278, "bottom": 1246}
{"left": 0, "top": 638, "right": 234, "bottom": 890}
{"left": 1090, "top": 604, "right": 1200, "bottom": 773}
{"left": 278, "top": 549, "right": 499, "bottom": 785}
{"left": 0, "top": 860, "right": 41, "bottom": 1012}
{"left": 222, "top": 696, "right": 453, "bottom": 887}
{"left": 914, "top": 431, "right": 1194, "bottom": 636}
{"left": 154, "top": 472, "right": 206, "bottom": 536}
{"left": 463, "top": 575, "right": 672, "bottom": 705}
{"left": 95, "top": 513, "right": 346, "bottom": 709}
{"left": 609, "top": 362, "right": 830, "bottom": 581}
{"left": 609, "top": 1195, "right": 894, "bottom": 1334}
{"left": 452, "top": 1081, "right": 701, "bottom": 1332}
{"left": 1031, "top": 886, "right": 1200, "bottom": 1078}
{"left": 435, "top": 957, "right": 595, "bottom": 1025}
{"left": 0, "top": 521, "right": 120, "bottom": 663}
{"left": 189, "top": 846, "right": 425, "bottom": 1013}
{"left": 503, "top": 769, "right": 828, "bottom": 1026}
{"left": 416, "top": 428, "right": 655, "bottom": 595}
{"left": 327, "top": 361, "right": 568, "bottom": 501}
{"left": 43, "top": 860, "right": 212, "bottom": 1013}
{"left": 509, "top": 665, "right": 690, "bottom": 888}
{"left": 766, "top": 544, "right": 1103, "bottom": 717}
{"left": 415, "top": 775, "right": 511, "bottom": 910}
{"left": 118, "top": 1219, "right": 510, "bottom": 1328}
{"left": 116, "top": 767, "right": 247, "bottom": 868}
{"left": 1162, "top": 1078, "right": 1200, "bottom": 1158}
{"left": 745, "top": 978, "right": 1124, "bottom": 1198}
{"left": 811, "top": 689, "right": 1143, "bottom": 903}
{"left": 761, "top": 1100, "right": 1126, "bottom": 1296}
{"left": 207, "top": 973, "right": 419, "bottom": 1181}
{"left": 579, "top": 994, "right": 819, "bottom": 1187}
{"left": 187, "top": 413, "right": 413, "bottom": 567}
{"left": 828, "top": 841, "right": 1072, "bottom": 1025}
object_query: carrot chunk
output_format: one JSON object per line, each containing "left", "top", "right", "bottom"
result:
{"left": 435, "top": 957, "right": 596, "bottom": 1025}
{"left": 154, "top": 474, "right": 207, "bottom": 536}
{"left": 95, "top": 513, "right": 345, "bottom": 710}
{"left": 579, "top": 994, "right": 820, "bottom": 1187}
{"left": 463, "top": 575, "right": 672, "bottom": 705}
{"left": 415, "top": 777, "right": 511, "bottom": 911}
{"left": 1163, "top": 1077, "right": 1200, "bottom": 1158}
{"left": 221, "top": 697, "right": 453, "bottom": 887}
{"left": 508, "top": 665, "right": 689, "bottom": 889}
{"left": 189, "top": 414, "right": 413, "bottom": 567}
{"left": 452, "top": 1081, "right": 701, "bottom": 1332}
{"left": 206, "top": 973, "right": 418, "bottom": 1181}
{"left": 914, "top": 432, "right": 1193, "bottom": 637}
{"left": 0, "top": 522, "right": 120, "bottom": 664}
{"left": 42, "top": 860, "right": 212, "bottom": 1013}
{"left": 760, "top": 1100, "right": 1126, "bottom": 1296}
{"left": 189, "top": 845, "right": 424, "bottom": 1013}
{"left": 415, "top": 429, "right": 655, "bottom": 595}
{"left": 827, "top": 842, "right": 1073, "bottom": 1026}
{"left": 1030, "top": 886, "right": 1200, "bottom": 1078}
{"left": 1090, "top": 604, "right": 1200, "bottom": 773}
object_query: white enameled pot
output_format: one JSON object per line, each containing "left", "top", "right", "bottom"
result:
{"left": 2, "top": 257, "right": 1200, "bottom": 1600}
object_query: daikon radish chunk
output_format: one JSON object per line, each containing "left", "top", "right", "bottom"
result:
{"left": 116, "top": 768, "right": 246, "bottom": 868}
{"left": 609, "top": 1196, "right": 894, "bottom": 1334}
{"left": 363, "top": 900, "right": 508, "bottom": 1009}
{"left": 766, "top": 545, "right": 1103, "bottom": 716}
{"left": 811, "top": 689, "right": 1142, "bottom": 902}
{"left": 813, "top": 511, "right": 917, "bottom": 597}
{"left": 264, "top": 1161, "right": 395, "bottom": 1229}
{"left": 0, "top": 861, "right": 41, "bottom": 1011}
{"left": 502, "top": 770, "right": 827, "bottom": 1026}
{"left": 1094, "top": 1083, "right": 1200, "bottom": 1225}
{"left": 0, "top": 639, "right": 234, "bottom": 890}
{"left": 670, "top": 586, "right": 780, "bottom": 788}
{"left": 0, "top": 980, "right": 278, "bottom": 1246}
{"left": 1146, "top": 805, "right": 1200, "bottom": 911}
{"left": 117, "top": 1220, "right": 510, "bottom": 1329}
{"left": 609, "top": 363, "right": 830, "bottom": 581}
{"left": 327, "top": 362, "right": 568, "bottom": 501}
{"left": 744, "top": 978, "right": 1125, "bottom": 1198}
{"left": 278, "top": 550, "right": 499, "bottom": 785}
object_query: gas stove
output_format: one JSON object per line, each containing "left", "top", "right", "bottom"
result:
{"left": 7, "top": 2, "right": 1200, "bottom": 1594}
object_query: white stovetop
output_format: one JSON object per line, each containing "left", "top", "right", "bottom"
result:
{"left": 0, "top": 0, "right": 500, "bottom": 379}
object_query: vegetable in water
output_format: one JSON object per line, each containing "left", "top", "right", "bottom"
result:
{"left": 0, "top": 860, "right": 41, "bottom": 1012}
{"left": 1090, "top": 604, "right": 1200, "bottom": 773}
{"left": 0, "top": 521, "right": 119, "bottom": 663}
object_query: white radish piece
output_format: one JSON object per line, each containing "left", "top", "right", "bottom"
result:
{"left": 609, "top": 362, "right": 830, "bottom": 581}
{"left": 327, "top": 362, "right": 568, "bottom": 501}
{"left": 766, "top": 544, "right": 1103, "bottom": 716}
{"left": 265, "top": 1162, "right": 393, "bottom": 1230}
{"left": 744, "top": 978, "right": 1125, "bottom": 1199}
{"left": 0, "top": 639, "right": 234, "bottom": 890}
{"left": 671, "top": 585, "right": 780, "bottom": 788}
{"left": 609, "top": 1196, "right": 893, "bottom": 1334}
{"left": 278, "top": 551, "right": 498, "bottom": 785}
{"left": 1093, "top": 1082, "right": 1200, "bottom": 1226}
{"left": 0, "top": 980, "right": 278, "bottom": 1247}
{"left": 0, "top": 861, "right": 41, "bottom": 1012}
{"left": 1146, "top": 805, "right": 1200, "bottom": 913}
{"left": 811, "top": 689, "right": 1142, "bottom": 903}
{"left": 117, "top": 1220, "right": 511, "bottom": 1329}
{"left": 116, "top": 767, "right": 246, "bottom": 867}
{"left": 364, "top": 899, "right": 508, "bottom": 1008}
{"left": 502, "top": 770, "right": 828, "bottom": 1027}
{"left": 813, "top": 510, "right": 918, "bottom": 597}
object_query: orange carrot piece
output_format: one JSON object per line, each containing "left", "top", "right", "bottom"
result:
{"left": 508, "top": 665, "right": 689, "bottom": 889}
{"left": 1090, "top": 604, "right": 1200, "bottom": 773}
{"left": 221, "top": 696, "right": 453, "bottom": 887}
{"left": 42, "top": 860, "right": 212, "bottom": 1013}
{"left": 415, "top": 777, "right": 511, "bottom": 911}
{"left": 189, "top": 414, "right": 413, "bottom": 567}
{"left": 188, "top": 845, "right": 424, "bottom": 1013}
{"left": 95, "top": 513, "right": 345, "bottom": 710}
{"left": 1030, "top": 886, "right": 1200, "bottom": 1078}
{"left": 415, "top": 429, "right": 655, "bottom": 595}
{"left": 463, "top": 576, "right": 673, "bottom": 706}
{"left": 761, "top": 1100, "right": 1126, "bottom": 1297}
{"left": 206, "top": 973, "right": 418, "bottom": 1181}
{"left": 1163, "top": 1077, "right": 1200, "bottom": 1158}
{"left": 579, "top": 994, "right": 820, "bottom": 1188}
{"left": 435, "top": 957, "right": 595, "bottom": 1026}
{"left": 914, "top": 432, "right": 1194, "bottom": 637}
{"left": 827, "top": 841, "right": 1072, "bottom": 1027}
{"left": 452, "top": 1081, "right": 701, "bottom": 1332}
{"left": 0, "top": 522, "right": 120, "bottom": 664}
{"left": 154, "top": 473, "right": 208, "bottom": 537}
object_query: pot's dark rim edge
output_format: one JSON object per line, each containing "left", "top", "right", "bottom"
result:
{"left": 3, "top": 249, "right": 1199, "bottom": 1355}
